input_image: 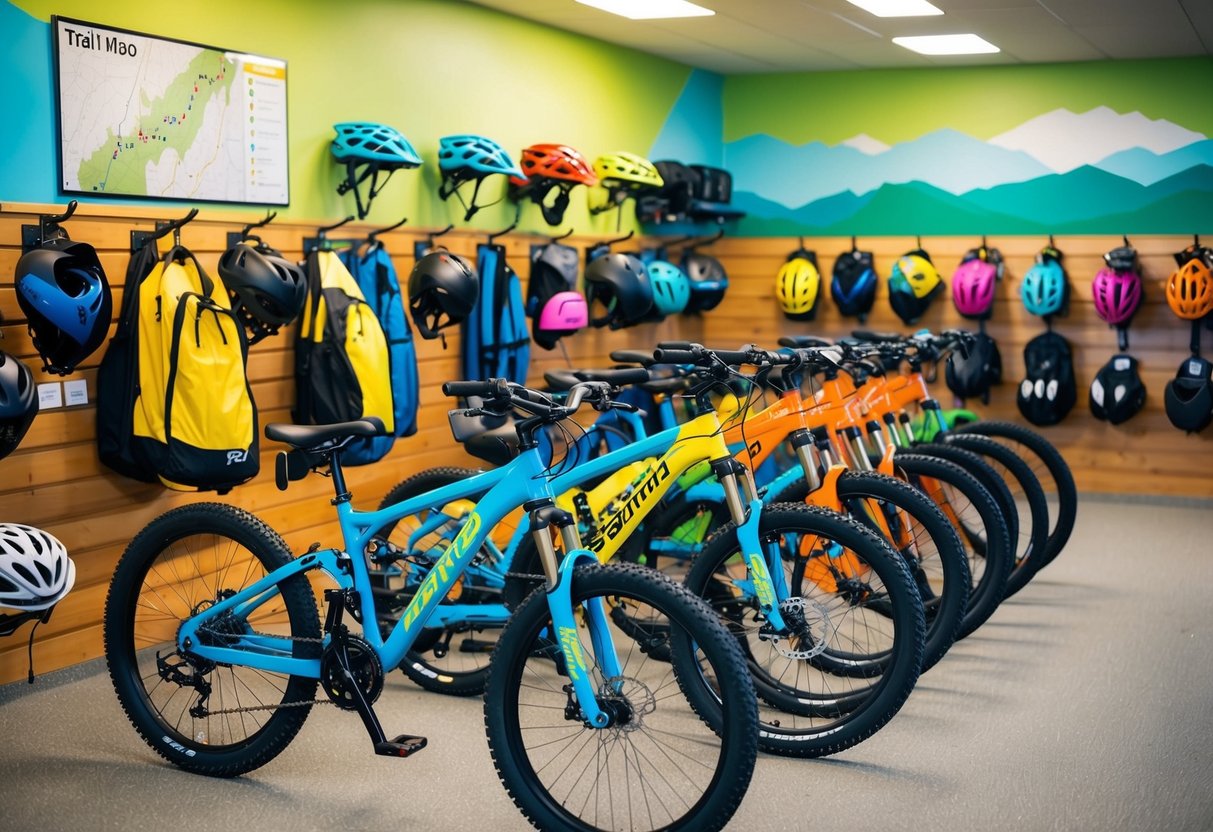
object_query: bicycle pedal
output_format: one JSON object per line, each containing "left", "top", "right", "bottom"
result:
{"left": 374, "top": 734, "right": 428, "bottom": 758}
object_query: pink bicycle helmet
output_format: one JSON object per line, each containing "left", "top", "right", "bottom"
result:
{"left": 1092, "top": 267, "right": 1143, "bottom": 326}
{"left": 952, "top": 258, "right": 998, "bottom": 319}
{"left": 537, "top": 291, "right": 588, "bottom": 333}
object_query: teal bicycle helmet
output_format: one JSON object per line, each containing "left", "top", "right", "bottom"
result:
{"left": 1021, "top": 246, "right": 1069, "bottom": 318}
{"left": 438, "top": 135, "right": 525, "bottom": 220}
{"left": 331, "top": 122, "right": 422, "bottom": 219}
{"left": 646, "top": 260, "right": 690, "bottom": 317}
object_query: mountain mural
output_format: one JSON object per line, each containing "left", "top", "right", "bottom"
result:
{"left": 722, "top": 106, "right": 1213, "bottom": 235}
{"left": 733, "top": 165, "right": 1213, "bottom": 235}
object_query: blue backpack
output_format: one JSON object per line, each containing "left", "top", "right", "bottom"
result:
{"left": 462, "top": 242, "right": 530, "bottom": 383}
{"left": 338, "top": 242, "right": 419, "bottom": 465}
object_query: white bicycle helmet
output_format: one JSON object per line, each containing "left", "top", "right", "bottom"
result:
{"left": 0, "top": 524, "right": 76, "bottom": 611}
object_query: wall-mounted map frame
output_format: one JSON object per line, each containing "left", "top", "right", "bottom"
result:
{"left": 53, "top": 16, "right": 289, "bottom": 206}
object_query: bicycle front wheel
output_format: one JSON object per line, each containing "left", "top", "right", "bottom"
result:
{"left": 103, "top": 503, "right": 321, "bottom": 777}
{"left": 484, "top": 563, "right": 758, "bottom": 832}
{"left": 686, "top": 504, "right": 925, "bottom": 758}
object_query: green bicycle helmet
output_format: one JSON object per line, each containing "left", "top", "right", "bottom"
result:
{"left": 331, "top": 122, "right": 422, "bottom": 219}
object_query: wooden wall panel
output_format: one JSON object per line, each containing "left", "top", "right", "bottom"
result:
{"left": 701, "top": 233, "right": 1213, "bottom": 500}
{"left": 1, "top": 200, "right": 1208, "bottom": 684}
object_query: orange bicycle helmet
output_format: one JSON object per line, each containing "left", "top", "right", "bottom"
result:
{"left": 508, "top": 144, "right": 598, "bottom": 226}
{"left": 1166, "top": 258, "right": 1213, "bottom": 320}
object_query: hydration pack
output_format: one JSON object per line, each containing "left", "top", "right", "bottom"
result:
{"left": 294, "top": 249, "right": 394, "bottom": 435}
{"left": 1089, "top": 354, "right": 1146, "bottom": 425}
{"left": 1017, "top": 331, "right": 1076, "bottom": 426}
{"left": 463, "top": 243, "right": 530, "bottom": 382}
{"left": 100, "top": 243, "right": 258, "bottom": 492}
{"left": 337, "top": 242, "right": 419, "bottom": 465}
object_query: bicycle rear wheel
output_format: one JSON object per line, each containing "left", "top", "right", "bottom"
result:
{"left": 104, "top": 503, "right": 321, "bottom": 777}
{"left": 485, "top": 563, "right": 758, "bottom": 832}
{"left": 375, "top": 467, "right": 503, "bottom": 697}
{"left": 686, "top": 504, "right": 925, "bottom": 758}
{"left": 954, "top": 420, "right": 1077, "bottom": 569}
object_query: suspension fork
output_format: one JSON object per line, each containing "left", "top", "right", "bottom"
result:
{"left": 527, "top": 501, "right": 620, "bottom": 729}
{"left": 714, "top": 456, "right": 790, "bottom": 632}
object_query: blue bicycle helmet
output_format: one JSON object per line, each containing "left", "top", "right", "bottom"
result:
{"left": 0, "top": 350, "right": 37, "bottom": 461}
{"left": 1021, "top": 246, "right": 1069, "bottom": 318}
{"left": 331, "top": 122, "right": 422, "bottom": 219}
{"left": 15, "top": 237, "right": 113, "bottom": 375}
{"left": 831, "top": 247, "right": 877, "bottom": 321}
{"left": 438, "top": 135, "right": 525, "bottom": 220}
{"left": 647, "top": 260, "right": 690, "bottom": 317}
{"left": 682, "top": 251, "right": 728, "bottom": 313}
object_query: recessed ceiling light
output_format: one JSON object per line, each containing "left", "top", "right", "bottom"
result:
{"left": 893, "top": 34, "right": 1001, "bottom": 55}
{"left": 574, "top": 0, "right": 715, "bottom": 20}
{"left": 844, "top": 0, "right": 943, "bottom": 17}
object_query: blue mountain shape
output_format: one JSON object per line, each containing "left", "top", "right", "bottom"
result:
{"left": 1093, "top": 140, "right": 1213, "bottom": 186}
{"left": 725, "top": 128, "right": 1052, "bottom": 209}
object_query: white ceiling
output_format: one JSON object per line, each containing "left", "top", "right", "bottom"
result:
{"left": 466, "top": 0, "right": 1213, "bottom": 72}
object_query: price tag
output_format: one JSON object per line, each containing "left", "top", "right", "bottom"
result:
{"left": 64, "top": 379, "right": 89, "bottom": 406}
{"left": 38, "top": 382, "right": 63, "bottom": 409}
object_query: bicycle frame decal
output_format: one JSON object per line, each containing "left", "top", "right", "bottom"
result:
{"left": 401, "top": 511, "right": 483, "bottom": 632}
{"left": 587, "top": 460, "right": 671, "bottom": 553}
{"left": 557, "top": 626, "right": 586, "bottom": 682}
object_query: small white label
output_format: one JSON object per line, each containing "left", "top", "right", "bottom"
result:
{"left": 64, "top": 379, "right": 89, "bottom": 406}
{"left": 38, "top": 382, "right": 63, "bottom": 409}
{"left": 1113, "top": 357, "right": 1131, "bottom": 372}
{"left": 1190, "top": 360, "right": 1204, "bottom": 377}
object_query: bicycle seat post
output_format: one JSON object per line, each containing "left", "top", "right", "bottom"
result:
{"left": 328, "top": 449, "right": 352, "bottom": 505}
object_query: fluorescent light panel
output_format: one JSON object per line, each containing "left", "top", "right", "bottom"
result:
{"left": 893, "top": 34, "right": 1000, "bottom": 54}
{"left": 574, "top": 0, "right": 714, "bottom": 20}
{"left": 844, "top": 0, "right": 942, "bottom": 17}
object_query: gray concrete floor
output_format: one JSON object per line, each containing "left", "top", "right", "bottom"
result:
{"left": 2, "top": 496, "right": 1212, "bottom": 832}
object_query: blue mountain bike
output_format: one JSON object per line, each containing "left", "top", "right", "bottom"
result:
{"left": 103, "top": 378, "right": 759, "bottom": 832}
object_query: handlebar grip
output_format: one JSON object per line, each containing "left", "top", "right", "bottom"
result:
{"left": 851, "top": 329, "right": 903, "bottom": 343}
{"left": 778, "top": 335, "right": 834, "bottom": 348}
{"left": 712, "top": 349, "right": 755, "bottom": 366}
{"left": 577, "top": 367, "right": 651, "bottom": 387}
{"left": 442, "top": 379, "right": 505, "bottom": 398}
{"left": 652, "top": 348, "right": 699, "bottom": 364}
{"left": 609, "top": 350, "right": 657, "bottom": 367}
{"left": 656, "top": 340, "right": 696, "bottom": 351}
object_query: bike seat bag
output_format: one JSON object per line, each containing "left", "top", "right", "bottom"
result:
{"left": 1089, "top": 354, "right": 1146, "bottom": 425}
{"left": 945, "top": 332, "right": 1002, "bottom": 403}
{"left": 1164, "top": 356, "right": 1213, "bottom": 433}
{"left": 1017, "top": 331, "right": 1076, "bottom": 426}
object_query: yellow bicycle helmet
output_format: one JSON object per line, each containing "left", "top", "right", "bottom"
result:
{"left": 593, "top": 152, "right": 664, "bottom": 190}
{"left": 889, "top": 248, "right": 944, "bottom": 325}
{"left": 893, "top": 253, "right": 942, "bottom": 298}
{"left": 776, "top": 249, "right": 822, "bottom": 321}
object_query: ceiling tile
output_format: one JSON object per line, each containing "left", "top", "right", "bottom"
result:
{"left": 1075, "top": 23, "right": 1205, "bottom": 59}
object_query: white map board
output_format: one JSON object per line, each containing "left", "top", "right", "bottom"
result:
{"left": 54, "top": 17, "right": 289, "bottom": 205}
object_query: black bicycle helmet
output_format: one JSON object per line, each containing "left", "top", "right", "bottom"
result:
{"left": 945, "top": 332, "right": 1002, "bottom": 402}
{"left": 408, "top": 250, "right": 479, "bottom": 339}
{"left": 1164, "top": 356, "right": 1213, "bottom": 433}
{"left": 0, "top": 350, "right": 37, "bottom": 461}
{"left": 584, "top": 253, "right": 652, "bottom": 329}
{"left": 14, "top": 238, "right": 113, "bottom": 375}
{"left": 1089, "top": 354, "right": 1146, "bottom": 425}
{"left": 217, "top": 241, "right": 307, "bottom": 327}
{"left": 682, "top": 251, "right": 728, "bottom": 312}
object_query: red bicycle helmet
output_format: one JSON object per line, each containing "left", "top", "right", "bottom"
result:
{"left": 508, "top": 144, "right": 598, "bottom": 226}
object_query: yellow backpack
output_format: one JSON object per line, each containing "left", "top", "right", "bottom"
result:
{"left": 132, "top": 246, "right": 258, "bottom": 492}
{"left": 293, "top": 249, "right": 393, "bottom": 432}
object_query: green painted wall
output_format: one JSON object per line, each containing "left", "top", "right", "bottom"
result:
{"left": 3, "top": 0, "right": 692, "bottom": 232}
{"left": 723, "top": 59, "right": 1213, "bottom": 145}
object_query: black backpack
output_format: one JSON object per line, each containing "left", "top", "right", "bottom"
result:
{"left": 1089, "top": 354, "right": 1146, "bottom": 425}
{"left": 1017, "top": 332, "right": 1076, "bottom": 426}
{"left": 945, "top": 333, "right": 1001, "bottom": 403}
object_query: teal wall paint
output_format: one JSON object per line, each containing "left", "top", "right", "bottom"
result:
{"left": 648, "top": 70, "right": 724, "bottom": 167}
{"left": 1, "top": 0, "right": 694, "bottom": 234}
{"left": 720, "top": 58, "right": 1213, "bottom": 235}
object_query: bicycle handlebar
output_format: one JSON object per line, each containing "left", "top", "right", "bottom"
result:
{"left": 442, "top": 379, "right": 509, "bottom": 399}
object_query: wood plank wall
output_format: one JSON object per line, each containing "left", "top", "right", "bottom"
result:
{"left": 699, "top": 234, "right": 1213, "bottom": 498}
{"left": 1, "top": 200, "right": 1209, "bottom": 683}
{"left": 0, "top": 201, "right": 703, "bottom": 684}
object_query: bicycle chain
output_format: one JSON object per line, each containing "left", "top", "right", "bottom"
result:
{"left": 190, "top": 625, "right": 334, "bottom": 716}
